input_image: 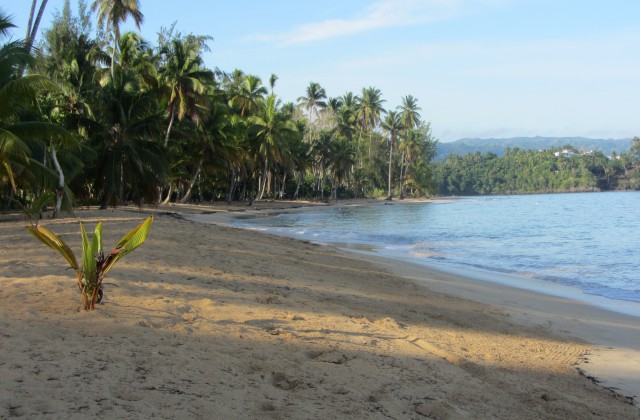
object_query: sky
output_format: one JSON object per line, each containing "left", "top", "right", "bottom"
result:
{"left": 3, "top": 0, "right": 640, "bottom": 142}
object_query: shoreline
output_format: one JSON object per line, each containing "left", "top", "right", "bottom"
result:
{"left": 187, "top": 198, "right": 640, "bottom": 319}
{"left": 1, "top": 203, "right": 638, "bottom": 417}
{"left": 364, "top": 252, "right": 640, "bottom": 404}
{"left": 182, "top": 199, "right": 640, "bottom": 404}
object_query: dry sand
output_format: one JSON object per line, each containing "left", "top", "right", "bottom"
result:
{"left": 0, "top": 201, "right": 638, "bottom": 419}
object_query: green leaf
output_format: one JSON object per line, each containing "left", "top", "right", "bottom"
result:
{"left": 26, "top": 225, "right": 79, "bottom": 272}
{"left": 93, "top": 222, "right": 103, "bottom": 258}
{"left": 101, "top": 216, "right": 153, "bottom": 278}
{"left": 80, "top": 222, "right": 97, "bottom": 285}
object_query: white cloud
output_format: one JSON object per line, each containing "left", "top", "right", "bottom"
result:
{"left": 246, "top": 0, "right": 500, "bottom": 46}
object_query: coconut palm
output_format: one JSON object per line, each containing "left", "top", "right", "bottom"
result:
{"left": 298, "top": 81, "right": 327, "bottom": 123}
{"left": 85, "top": 35, "right": 165, "bottom": 208}
{"left": 269, "top": 73, "right": 278, "bottom": 95}
{"left": 24, "top": 0, "right": 49, "bottom": 57}
{"left": 311, "top": 130, "right": 334, "bottom": 200}
{"left": 159, "top": 36, "right": 214, "bottom": 147}
{"left": 248, "top": 94, "right": 295, "bottom": 200}
{"left": 357, "top": 86, "right": 385, "bottom": 156}
{"left": 332, "top": 102, "right": 357, "bottom": 142}
{"left": 328, "top": 136, "right": 355, "bottom": 200}
{"left": 230, "top": 74, "right": 267, "bottom": 117}
{"left": 400, "top": 123, "right": 436, "bottom": 196}
{"left": 91, "top": 0, "right": 144, "bottom": 77}
{"left": 381, "top": 110, "right": 403, "bottom": 198}
{"left": 397, "top": 95, "right": 422, "bottom": 197}
{"left": 297, "top": 81, "right": 327, "bottom": 141}
{"left": 178, "top": 99, "right": 229, "bottom": 203}
{"left": 0, "top": 12, "right": 76, "bottom": 214}
{"left": 398, "top": 95, "right": 421, "bottom": 131}
{"left": 327, "top": 97, "right": 342, "bottom": 114}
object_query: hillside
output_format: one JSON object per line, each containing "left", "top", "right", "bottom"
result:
{"left": 435, "top": 137, "right": 632, "bottom": 160}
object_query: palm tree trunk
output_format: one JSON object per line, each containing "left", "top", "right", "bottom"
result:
{"left": 164, "top": 104, "right": 176, "bottom": 147}
{"left": 266, "top": 171, "right": 272, "bottom": 197}
{"left": 258, "top": 155, "right": 269, "bottom": 200}
{"left": 399, "top": 151, "right": 406, "bottom": 199}
{"left": 161, "top": 184, "right": 173, "bottom": 205}
{"left": 21, "top": 0, "right": 49, "bottom": 75}
{"left": 226, "top": 170, "right": 237, "bottom": 202}
{"left": 50, "top": 143, "right": 64, "bottom": 218}
{"left": 279, "top": 173, "right": 287, "bottom": 199}
{"left": 319, "top": 164, "right": 324, "bottom": 200}
{"left": 387, "top": 138, "right": 394, "bottom": 198}
{"left": 330, "top": 178, "right": 337, "bottom": 201}
{"left": 179, "top": 159, "right": 203, "bottom": 203}
{"left": 293, "top": 172, "right": 301, "bottom": 200}
{"left": 118, "top": 161, "right": 124, "bottom": 204}
{"left": 26, "top": 1, "right": 37, "bottom": 42}
{"left": 110, "top": 35, "right": 117, "bottom": 79}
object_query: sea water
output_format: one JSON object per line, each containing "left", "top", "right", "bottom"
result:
{"left": 232, "top": 192, "right": 640, "bottom": 312}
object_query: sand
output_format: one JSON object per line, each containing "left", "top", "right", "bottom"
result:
{"left": 0, "top": 201, "right": 638, "bottom": 419}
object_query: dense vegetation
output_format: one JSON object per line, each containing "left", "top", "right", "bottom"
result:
{"left": 435, "top": 141, "right": 640, "bottom": 195}
{"left": 3, "top": 1, "right": 639, "bottom": 214}
{"left": 435, "top": 137, "right": 633, "bottom": 161}
{"left": 0, "top": 1, "right": 437, "bottom": 215}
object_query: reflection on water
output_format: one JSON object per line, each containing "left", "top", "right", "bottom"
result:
{"left": 233, "top": 192, "right": 640, "bottom": 304}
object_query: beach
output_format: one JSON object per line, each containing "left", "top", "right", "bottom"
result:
{"left": 0, "top": 202, "right": 638, "bottom": 419}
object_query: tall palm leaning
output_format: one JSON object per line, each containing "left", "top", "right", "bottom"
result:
{"left": 23, "top": 0, "right": 49, "bottom": 69}
{"left": 159, "top": 36, "right": 214, "bottom": 147}
{"left": 91, "top": 0, "right": 144, "bottom": 78}
{"left": 381, "top": 110, "right": 403, "bottom": 199}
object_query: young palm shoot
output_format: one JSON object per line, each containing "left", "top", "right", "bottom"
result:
{"left": 26, "top": 216, "right": 153, "bottom": 310}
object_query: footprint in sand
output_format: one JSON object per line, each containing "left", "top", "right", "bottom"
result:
{"left": 268, "top": 372, "right": 304, "bottom": 391}
{"left": 305, "top": 350, "right": 349, "bottom": 365}
{"left": 414, "top": 400, "right": 470, "bottom": 419}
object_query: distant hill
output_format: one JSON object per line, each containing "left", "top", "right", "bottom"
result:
{"left": 435, "top": 137, "right": 632, "bottom": 160}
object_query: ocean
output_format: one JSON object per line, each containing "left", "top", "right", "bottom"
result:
{"left": 231, "top": 192, "right": 640, "bottom": 316}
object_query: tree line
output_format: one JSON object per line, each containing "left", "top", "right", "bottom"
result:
{"left": 0, "top": 0, "right": 437, "bottom": 216}
{"left": 434, "top": 140, "right": 640, "bottom": 195}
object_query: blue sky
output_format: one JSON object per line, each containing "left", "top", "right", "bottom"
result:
{"left": 4, "top": 0, "right": 640, "bottom": 142}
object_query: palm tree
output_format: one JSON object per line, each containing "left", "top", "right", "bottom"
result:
{"left": 248, "top": 95, "right": 295, "bottom": 200}
{"left": 397, "top": 95, "right": 421, "bottom": 197}
{"left": 327, "top": 97, "right": 343, "bottom": 114}
{"left": 381, "top": 110, "right": 403, "bottom": 199}
{"left": 91, "top": 0, "right": 144, "bottom": 78}
{"left": 399, "top": 123, "right": 436, "bottom": 197}
{"left": 269, "top": 73, "right": 278, "bottom": 95}
{"left": 297, "top": 81, "right": 327, "bottom": 141}
{"left": 0, "top": 12, "right": 77, "bottom": 214}
{"left": 230, "top": 74, "right": 267, "bottom": 118}
{"left": 328, "top": 136, "right": 355, "bottom": 200}
{"left": 1, "top": 15, "right": 44, "bottom": 190}
{"left": 357, "top": 86, "right": 385, "bottom": 156}
{"left": 311, "top": 130, "right": 334, "bottom": 200}
{"left": 288, "top": 120, "right": 310, "bottom": 200}
{"left": 398, "top": 95, "right": 421, "bottom": 132}
{"left": 159, "top": 36, "right": 214, "bottom": 146}
{"left": 85, "top": 35, "right": 165, "bottom": 208}
{"left": 23, "top": 0, "right": 49, "bottom": 69}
